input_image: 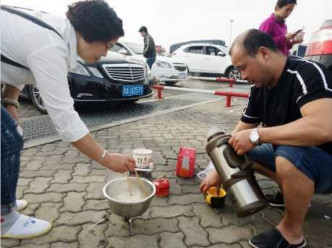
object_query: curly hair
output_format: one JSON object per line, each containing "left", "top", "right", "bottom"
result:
{"left": 67, "top": 0, "right": 124, "bottom": 43}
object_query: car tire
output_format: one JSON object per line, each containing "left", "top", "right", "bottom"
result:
{"left": 165, "top": 81, "right": 177, "bottom": 86}
{"left": 187, "top": 67, "right": 197, "bottom": 77}
{"left": 125, "top": 99, "right": 139, "bottom": 104}
{"left": 226, "top": 67, "right": 241, "bottom": 80}
{"left": 28, "top": 85, "right": 48, "bottom": 114}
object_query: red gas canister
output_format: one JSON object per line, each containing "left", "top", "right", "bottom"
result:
{"left": 153, "top": 177, "right": 170, "bottom": 197}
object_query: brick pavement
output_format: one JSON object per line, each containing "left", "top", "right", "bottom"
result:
{"left": 2, "top": 99, "right": 332, "bottom": 248}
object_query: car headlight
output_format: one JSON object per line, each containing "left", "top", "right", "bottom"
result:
{"left": 88, "top": 67, "right": 104, "bottom": 78}
{"left": 143, "top": 63, "right": 153, "bottom": 84}
{"left": 155, "top": 61, "right": 172, "bottom": 68}
{"left": 146, "top": 64, "right": 151, "bottom": 74}
{"left": 70, "top": 62, "right": 90, "bottom": 76}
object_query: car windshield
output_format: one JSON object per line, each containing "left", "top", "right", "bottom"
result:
{"left": 124, "top": 43, "right": 144, "bottom": 55}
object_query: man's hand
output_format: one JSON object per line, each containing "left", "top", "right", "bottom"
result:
{"left": 285, "top": 32, "right": 297, "bottom": 43}
{"left": 200, "top": 169, "right": 221, "bottom": 194}
{"left": 101, "top": 153, "right": 136, "bottom": 173}
{"left": 229, "top": 129, "right": 255, "bottom": 155}
{"left": 291, "top": 36, "right": 304, "bottom": 45}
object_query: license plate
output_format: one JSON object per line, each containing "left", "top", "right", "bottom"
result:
{"left": 122, "top": 84, "right": 144, "bottom": 97}
{"left": 179, "top": 72, "right": 187, "bottom": 78}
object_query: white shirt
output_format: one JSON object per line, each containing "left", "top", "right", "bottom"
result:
{"left": 1, "top": 8, "right": 89, "bottom": 142}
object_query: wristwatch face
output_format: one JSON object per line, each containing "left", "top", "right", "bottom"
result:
{"left": 250, "top": 129, "right": 259, "bottom": 143}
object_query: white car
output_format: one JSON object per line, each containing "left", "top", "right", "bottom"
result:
{"left": 172, "top": 43, "right": 241, "bottom": 79}
{"left": 112, "top": 42, "right": 188, "bottom": 85}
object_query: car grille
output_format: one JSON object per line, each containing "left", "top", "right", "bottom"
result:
{"left": 102, "top": 63, "right": 145, "bottom": 82}
{"left": 173, "top": 63, "right": 187, "bottom": 72}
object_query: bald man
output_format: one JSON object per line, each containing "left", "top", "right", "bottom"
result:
{"left": 201, "top": 29, "right": 332, "bottom": 248}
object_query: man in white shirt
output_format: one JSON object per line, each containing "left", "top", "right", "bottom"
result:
{"left": 1, "top": 0, "right": 136, "bottom": 239}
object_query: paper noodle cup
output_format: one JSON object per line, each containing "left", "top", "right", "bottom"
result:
{"left": 133, "top": 149, "right": 152, "bottom": 168}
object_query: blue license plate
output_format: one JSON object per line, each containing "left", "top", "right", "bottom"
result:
{"left": 122, "top": 84, "right": 144, "bottom": 97}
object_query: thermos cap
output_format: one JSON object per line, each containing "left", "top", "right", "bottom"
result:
{"left": 206, "top": 127, "right": 225, "bottom": 142}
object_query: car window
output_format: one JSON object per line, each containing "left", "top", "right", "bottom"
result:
{"left": 111, "top": 44, "right": 123, "bottom": 53}
{"left": 205, "top": 46, "right": 218, "bottom": 56}
{"left": 186, "top": 46, "right": 204, "bottom": 54}
{"left": 124, "top": 43, "right": 144, "bottom": 55}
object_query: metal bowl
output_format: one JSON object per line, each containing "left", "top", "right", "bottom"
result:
{"left": 103, "top": 177, "right": 156, "bottom": 219}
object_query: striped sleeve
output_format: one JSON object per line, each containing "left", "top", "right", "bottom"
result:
{"left": 289, "top": 60, "right": 332, "bottom": 108}
{"left": 241, "top": 86, "right": 261, "bottom": 124}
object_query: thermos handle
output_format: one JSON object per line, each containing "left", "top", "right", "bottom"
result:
{"left": 211, "top": 134, "right": 253, "bottom": 169}
{"left": 214, "top": 134, "right": 231, "bottom": 148}
{"left": 241, "top": 153, "right": 253, "bottom": 170}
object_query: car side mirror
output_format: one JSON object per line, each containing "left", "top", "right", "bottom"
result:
{"left": 118, "top": 48, "right": 130, "bottom": 55}
{"left": 217, "top": 51, "right": 226, "bottom": 57}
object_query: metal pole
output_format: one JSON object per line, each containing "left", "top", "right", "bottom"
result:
{"left": 152, "top": 85, "right": 249, "bottom": 107}
{"left": 226, "top": 95, "right": 232, "bottom": 107}
{"left": 157, "top": 86, "right": 163, "bottom": 99}
{"left": 229, "top": 19, "right": 234, "bottom": 46}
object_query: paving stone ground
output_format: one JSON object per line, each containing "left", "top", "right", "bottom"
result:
{"left": 2, "top": 96, "right": 332, "bottom": 248}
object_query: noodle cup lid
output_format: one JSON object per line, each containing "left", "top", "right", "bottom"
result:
{"left": 133, "top": 149, "right": 152, "bottom": 155}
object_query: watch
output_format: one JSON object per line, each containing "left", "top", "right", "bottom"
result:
{"left": 249, "top": 128, "right": 260, "bottom": 145}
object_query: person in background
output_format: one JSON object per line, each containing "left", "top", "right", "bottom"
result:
{"left": 259, "top": 0, "right": 303, "bottom": 56}
{"left": 201, "top": 29, "right": 332, "bottom": 248}
{"left": 1, "top": 0, "right": 135, "bottom": 239}
{"left": 138, "top": 26, "right": 156, "bottom": 69}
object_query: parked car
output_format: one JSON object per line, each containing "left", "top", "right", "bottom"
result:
{"left": 20, "top": 51, "right": 154, "bottom": 114}
{"left": 290, "top": 44, "right": 307, "bottom": 58}
{"left": 171, "top": 43, "right": 241, "bottom": 79}
{"left": 305, "top": 19, "right": 332, "bottom": 74}
{"left": 112, "top": 41, "right": 188, "bottom": 85}
{"left": 169, "top": 39, "right": 226, "bottom": 54}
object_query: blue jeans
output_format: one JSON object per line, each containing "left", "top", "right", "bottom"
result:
{"left": 146, "top": 57, "right": 156, "bottom": 69}
{"left": 1, "top": 107, "right": 23, "bottom": 214}
{"left": 248, "top": 144, "right": 332, "bottom": 193}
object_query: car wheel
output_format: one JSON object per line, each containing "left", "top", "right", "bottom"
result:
{"left": 187, "top": 67, "right": 196, "bottom": 77}
{"left": 227, "top": 67, "right": 241, "bottom": 80}
{"left": 165, "top": 81, "right": 177, "bottom": 86}
{"left": 125, "top": 99, "right": 139, "bottom": 104}
{"left": 28, "top": 85, "right": 48, "bottom": 114}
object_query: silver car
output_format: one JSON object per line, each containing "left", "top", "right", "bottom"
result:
{"left": 113, "top": 42, "right": 188, "bottom": 85}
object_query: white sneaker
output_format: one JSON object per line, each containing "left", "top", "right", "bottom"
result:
{"left": 1, "top": 214, "right": 52, "bottom": 239}
{"left": 16, "top": 200, "right": 28, "bottom": 211}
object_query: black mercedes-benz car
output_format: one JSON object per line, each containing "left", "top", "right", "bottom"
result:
{"left": 21, "top": 51, "right": 154, "bottom": 114}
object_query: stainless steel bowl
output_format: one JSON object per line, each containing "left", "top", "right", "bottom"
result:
{"left": 103, "top": 177, "right": 156, "bottom": 219}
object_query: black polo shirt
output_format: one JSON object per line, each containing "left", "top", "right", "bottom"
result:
{"left": 241, "top": 57, "right": 332, "bottom": 155}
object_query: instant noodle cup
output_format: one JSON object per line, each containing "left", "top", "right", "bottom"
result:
{"left": 133, "top": 149, "right": 152, "bottom": 169}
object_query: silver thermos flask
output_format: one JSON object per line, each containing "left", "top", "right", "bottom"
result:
{"left": 206, "top": 127, "right": 267, "bottom": 217}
